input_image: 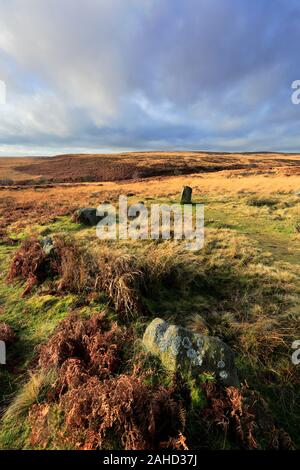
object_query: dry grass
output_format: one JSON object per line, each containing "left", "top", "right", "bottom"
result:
{"left": 95, "top": 248, "right": 144, "bottom": 318}
{"left": 0, "top": 152, "right": 299, "bottom": 184}
{"left": 1, "top": 151, "right": 299, "bottom": 184}
{"left": 51, "top": 236, "right": 91, "bottom": 294}
{"left": 2, "top": 371, "right": 55, "bottom": 424}
{"left": 1, "top": 170, "right": 300, "bottom": 207}
{"left": 7, "top": 238, "right": 48, "bottom": 296}
{"left": 140, "top": 242, "right": 197, "bottom": 287}
{"left": 0, "top": 152, "right": 299, "bottom": 450}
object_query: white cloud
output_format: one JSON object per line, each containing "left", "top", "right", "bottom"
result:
{"left": 0, "top": 0, "right": 300, "bottom": 153}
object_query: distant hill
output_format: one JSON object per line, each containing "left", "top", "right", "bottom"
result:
{"left": 0, "top": 151, "right": 300, "bottom": 185}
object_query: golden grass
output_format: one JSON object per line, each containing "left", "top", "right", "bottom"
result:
{"left": 2, "top": 371, "right": 55, "bottom": 424}
{"left": 0, "top": 151, "right": 300, "bottom": 184}
{"left": 0, "top": 170, "right": 299, "bottom": 211}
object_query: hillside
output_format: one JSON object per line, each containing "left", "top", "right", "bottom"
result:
{"left": 0, "top": 152, "right": 299, "bottom": 450}
{"left": 1, "top": 151, "right": 300, "bottom": 185}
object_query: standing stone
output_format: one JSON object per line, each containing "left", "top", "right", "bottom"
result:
{"left": 143, "top": 318, "right": 239, "bottom": 387}
{"left": 180, "top": 186, "right": 192, "bottom": 204}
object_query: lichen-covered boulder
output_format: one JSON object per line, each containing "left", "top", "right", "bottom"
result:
{"left": 143, "top": 318, "right": 239, "bottom": 386}
{"left": 74, "top": 208, "right": 104, "bottom": 226}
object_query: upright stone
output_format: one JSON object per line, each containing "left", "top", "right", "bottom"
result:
{"left": 180, "top": 186, "right": 192, "bottom": 204}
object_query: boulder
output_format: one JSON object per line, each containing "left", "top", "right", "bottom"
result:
{"left": 180, "top": 186, "right": 192, "bottom": 204}
{"left": 74, "top": 207, "right": 105, "bottom": 226}
{"left": 143, "top": 318, "right": 239, "bottom": 386}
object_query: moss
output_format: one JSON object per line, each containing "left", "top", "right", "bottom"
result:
{"left": 7, "top": 216, "right": 82, "bottom": 241}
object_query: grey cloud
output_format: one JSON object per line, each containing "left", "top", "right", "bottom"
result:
{"left": 0, "top": 0, "right": 300, "bottom": 154}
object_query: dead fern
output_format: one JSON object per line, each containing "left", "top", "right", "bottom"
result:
{"left": 7, "top": 238, "right": 48, "bottom": 296}
{"left": 37, "top": 311, "right": 127, "bottom": 379}
{"left": 29, "top": 312, "right": 188, "bottom": 450}
{"left": 0, "top": 321, "right": 16, "bottom": 344}
{"left": 201, "top": 381, "right": 257, "bottom": 449}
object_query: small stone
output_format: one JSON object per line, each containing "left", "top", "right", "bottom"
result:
{"left": 40, "top": 237, "right": 54, "bottom": 255}
{"left": 219, "top": 370, "right": 228, "bottom": 380}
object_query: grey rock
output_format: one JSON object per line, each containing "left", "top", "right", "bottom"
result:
{"left": 40, "top": 237, "right": 54, "bottom": 255}
{"left": 75, "top": 207, "right": 106, "bottom": 226}
{"left": 180, "top": 186, "right": 192, "bottom": 204}
{"left": 143, "top": 318, "right": 239, "bottom": 386}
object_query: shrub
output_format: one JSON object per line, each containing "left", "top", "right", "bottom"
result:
{"left": 200, "top": 381, "right": 257, "bottom": 449}
{"left": 27, "top": 312, "right": 188, "bottom": 450}
{"left": 3, "top": 371, "right": 54, "bottom": 424}
{"left": 7, "top": 238, "right": 48, "bottom": 296}
{"left": 58, "top": 372, "right": 187, "bottom": 450}
{"left": 37, "top": 311, "right": 128, "bottom": 379}
{"left": 247, "top": 198, "right": 278, "bottom": 207}
{"left": 140, "top": 242, "right": 198, "bottom": 292}
{"left": 199, "top": 381, "right": 293, "bottom": 450}
{"left": 50, "top": 236, "right": 91, "bottom": 294}
{"left": 0, "top": 322, "right": 16, "bottom": 344}
{"left": 95, "top": 248, "right": 144, "bottom": 318}
{"left": 7, "top": 235, "right": 93, "bottom": 296}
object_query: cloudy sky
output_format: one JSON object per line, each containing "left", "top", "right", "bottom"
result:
{"left": 0, "top": 0, "right": 300, "bottom": 156}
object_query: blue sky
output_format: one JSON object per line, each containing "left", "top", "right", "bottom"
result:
{"left": 0, "top": 0, "right": 300, "bottom": 156}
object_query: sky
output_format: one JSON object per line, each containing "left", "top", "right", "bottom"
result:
{"left": 0, "top": 0, "right": 300, "bottom": 156}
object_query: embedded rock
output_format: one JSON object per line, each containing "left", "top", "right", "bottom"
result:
{"left": 74, "top": 207, "right": 105, "bottom": 226}
{"left": 143, "top": 318, "right": 239, "bottom": 386}
{"left": 40, "top": 237, "right": 54, "bottom": 255}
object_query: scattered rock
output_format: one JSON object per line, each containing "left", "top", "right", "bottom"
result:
{"left": 74, "top": 207, "right": 106, "bottom": 226}
{"left": 143, "top": 318, "right": 239, "bottom": 386}
{"left": 180, "top": 186, "right": 192, "bottom": 204}
{"left": 0, "top": 321, "right": 16, "bottom": 344}
{"left": 40, "top": 237, "right": 54, "bottom": 255}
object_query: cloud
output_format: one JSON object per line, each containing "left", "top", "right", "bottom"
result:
{"left": 0, "top": 0, "right": 300, "bottom": 155}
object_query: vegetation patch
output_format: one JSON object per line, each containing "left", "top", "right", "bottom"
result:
{"left": 0, "top": 322, "right": 16, "bottom": 344}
